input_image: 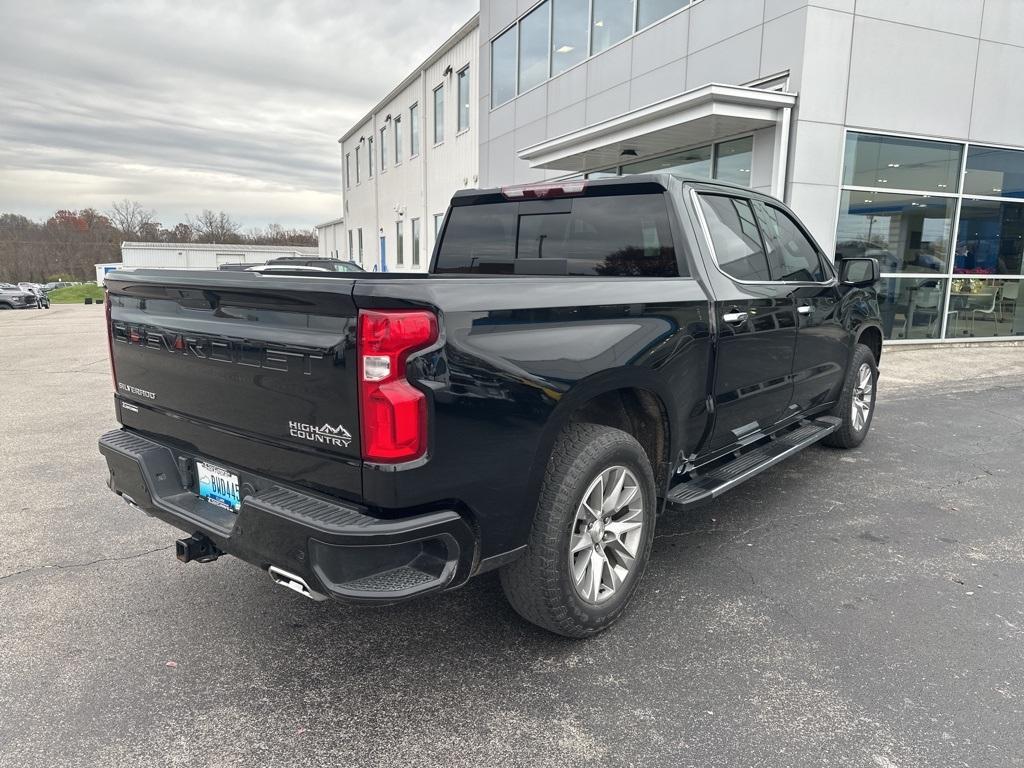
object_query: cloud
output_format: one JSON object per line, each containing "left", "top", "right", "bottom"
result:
{"left": 0, "top": 0, "right": 476, "bottom": 229}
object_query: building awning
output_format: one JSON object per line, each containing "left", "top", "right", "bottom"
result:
{"left": 518, "top": 83, "right": 797, "bottom": 173}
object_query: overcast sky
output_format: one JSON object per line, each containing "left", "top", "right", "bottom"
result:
{"left": 0, "top": 0, "right": 476, "bottom": 230}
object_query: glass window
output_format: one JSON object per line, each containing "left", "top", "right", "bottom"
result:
{"left": 348, "top": 230, "right": 354, "bottom": 261}
{"left": 713, "top": 137, "right": 753, "bottom": 186}
{"left": 354, "top": 145, "right": 361, "bottom": 183}
{"left": 396, "top": 221, "right": 404, "bottom": 265}
{"left": 394, "top": 116, "right": 402, "bottom": 164}
{"left": 552, "top": 0, "right": 588, "bottom": 75}
{"left": 344, "top": 153, "right": 351, "bottom": 188}
{"left": 435, "top": 194, "right": 679, "bottom": 276}
{"left": 638, "top": 0, "right": 689, "bottom": 28}
{"left": 963, "top": 145, "right": 1024, "bottom": 199}
{"left": 358, "top": 228, "right": 363, "bottom": 261}
{"left": 877, "top": 277, "right": 949, "bottom": 340}
{"left": 457, "top": 68, "right": 471, "bottom": 132}
{"left": 698, "top": 195, "right": 771, "bottom": 281}
{"left": 412, "top": 218, "right": 422, "bottom": 266}
{"left": 591, "top": 0, "right": 634, "bottom": 54}
{"left": 519, "top": 2, "right": 551, "bottom": 93}
{"left": 836, "top": 191, "right": 955, "bottom": 275}
{"left": 434, "top": 213, "right": 445, "bottom": 239}
{"left": 955, "top": 199, "right": 1024, "bottom": 276}
{"left": 622, "top": 145, "right": 712, "bottom": 179}
{"left": 380, "top": 127, "right": 387, "bottom": 169}
{"left": 409, "top": 104, "right": 420, "bottom": 156}
{"left": 491, "top": 27, "right": 517, "bottom": 107}
{"left": 433, "top": 85, "right": 445, "bottom": 144}
{"left": 752, "top": 201, "right": 826, "bottom": 282}
{"left": 843, "top": 132, "right": 962, "bottom": 193}
{"left": 946, "top": 277, "right": 1024, "bottom": 338}
{"left": 368, "top": 137, "right": 374, "bottom": 177}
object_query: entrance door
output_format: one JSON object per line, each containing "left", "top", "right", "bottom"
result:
{"left": 696, "top": 193, "right": 798, "bottom": 452}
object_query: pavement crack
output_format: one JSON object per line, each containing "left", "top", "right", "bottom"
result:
{"left": 0, "top": 545, "right": 175, "bottom": 583}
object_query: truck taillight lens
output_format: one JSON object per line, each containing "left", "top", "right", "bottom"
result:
{"left": 358, "top": 309, "right": 438, "bottom": 463}
{"left": 105, "top": 290, "right": 117, "bottom": 393}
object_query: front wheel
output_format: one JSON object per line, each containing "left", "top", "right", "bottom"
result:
{"left": 499, "top": 423, "right": 657, "bottom": 638}
{"left": 822, "top": 343, "right": 878, "bottom": 449}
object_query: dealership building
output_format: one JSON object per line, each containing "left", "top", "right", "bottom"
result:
{"left": 339, "top": 0, "right": 1024, "bottom": 343}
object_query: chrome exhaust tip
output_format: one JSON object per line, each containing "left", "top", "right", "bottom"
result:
{"left": 268, "top": 565, "right": 328, "bottom": 602}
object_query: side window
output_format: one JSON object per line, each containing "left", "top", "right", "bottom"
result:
{"left": 697, "top": 194, "right": 771, "bottom": 281}
{"left": 752, "top": 201, "right": 827, "bottom": 282}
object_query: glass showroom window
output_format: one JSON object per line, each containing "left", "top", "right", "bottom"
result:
{"left": 457, "top": 68, "right": 470, "bottom": 132}
{"left": 623, "top": 145, "right": 712, "bottom": 178}
{"left": 410, "top": 104, "right": 420, "bottom": 157}
{"left": 591, "top": 0, "right": 634, "bottom": 54}
{"left": 433, "top": 85, "right": 445, "bottom": 144}
{"left": 368, "top": 137, "right": 374, "bottom": 177}
{"left": 843, "top": 132, "right": 962, "bottom": 193}
{"left": 519, "top": 2, "right": 551, "bottom": 93}
{"left": 964, "top": 145, "right": 1024, "bottom": 199}
{"left": 394, "top": 116, "right": 403, "bottom": 164}
{"left": 638, "top": 0, "right": 689, "bottom": 29}
{"left": 552, "top": 0, "right": 588, "bottom": 75}
{"left": 713, "top": 137, "right": 753, "bottom": 187}
{"left": 491, "top": 26, "right": 517, "bottom": 107}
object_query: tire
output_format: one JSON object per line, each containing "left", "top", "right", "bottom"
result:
{"left": 821, "top": 343, "right": 878, "bottom": 449}
{"left": 0, "top": 303, "right": 11, "bottom": 310}
{"left": 500, "top": 423, "right": 657, "bottom": 638}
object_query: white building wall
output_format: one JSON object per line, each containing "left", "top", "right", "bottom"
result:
{"left": 340, "top": 19, "right": 479, "bottom": 273}
{"left": 119, "top": 243, "right": 318, "bottom": 270}
{"left": 315, "top": 219, "right": 346, "bottom": 260}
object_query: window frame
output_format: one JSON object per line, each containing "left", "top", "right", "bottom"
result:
{"left": 433, "top": 84, "right": 445, "bottom": 145}
{"left": 354, "top": 145, "right": 361, "bottom": 184}
{"left": 367, "top": 137, "right": 374, "bottom": 178}
{"left": 411, "top": 217, "right": 421, "bottom": 266}
{"left": 457, "top": 66, "right": 471, "bottom": 133}
{"left": 344, "top": 153, "right": 351, "bottom": 189}
{"left": 394, "top": 116, "right": 403, "bottom": 165}
{"left": 693, "top": 189, "right": 834, "bottom": 286}
{"left": 379, "top": 126, "right": 387, "bottom": 171}
{"left": 409, "top": 103, "right": 420, "bottom": 158}
{"left": 395, "top": 220, "right": 404, "bottom": 266}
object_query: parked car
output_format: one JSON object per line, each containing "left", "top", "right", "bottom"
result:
{"left": 98, "top": 175, "right": 882, "bottom": 637}
{"left": 246, "top": 264, "right": 330, "bottom": 273}
{"left": 17, "top": 283, "right": 50, "bottom": 308}
{"left": 264, "top": 256, "right": 364, "bottom": 272}
{"left": 42, "top": 281, "right": 74, "bottom": 292}
{"left": 0, "top": 283, "right": 40, "bottom": 309}
{"left": 217, "top": 263, "right": 262, "bottom": 272}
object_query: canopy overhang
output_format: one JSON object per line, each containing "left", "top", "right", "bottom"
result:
{"left": 518, "top": 83, "right": 798, "bottom": 176}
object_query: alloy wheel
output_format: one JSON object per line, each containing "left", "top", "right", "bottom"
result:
{"left": 568, "top": 466, "right": 645, "bottom": 604}
{"left": 851, "top": 362, "right": 875, "bottom": 431}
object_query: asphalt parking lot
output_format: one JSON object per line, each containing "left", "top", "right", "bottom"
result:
{"left": 1, "top": 304, "right": 1022, "bottom": 768}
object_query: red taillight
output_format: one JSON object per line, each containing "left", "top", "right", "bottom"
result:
{"left": 105, "top": 290, "right": 117, "bottom": 393}
{"left": 501, "top": 181, "right": 587, "bottom": 199}
{"left": 358, "top": 309, "right": 438, "bottom": 463}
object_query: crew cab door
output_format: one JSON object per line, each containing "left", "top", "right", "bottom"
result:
{"left": 694, "top": 193, "right": 798, "bottom": 452}
{"left": 750, "top": 200, "right": 850, "bottom": 412}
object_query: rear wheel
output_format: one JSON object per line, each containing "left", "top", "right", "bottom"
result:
{"left": 500, "top": 423, "right": 656, "bottom": 638}
{"left": 822, "top": 343, "right": 877, "bottom": 449}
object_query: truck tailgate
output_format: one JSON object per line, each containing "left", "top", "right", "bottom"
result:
{"left": 105, "top": 270, "right": 362, "bottom": 501}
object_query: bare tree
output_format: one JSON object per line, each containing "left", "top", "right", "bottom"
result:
{"left": 188, "top": 210, "right": 241, "bottom": 243}
{"left": 108, "top": 199, "right": 156, "bottom": 240}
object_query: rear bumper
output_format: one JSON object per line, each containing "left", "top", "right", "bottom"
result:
{"left": 98, "top": 429, "right": 476, "bottom": 604}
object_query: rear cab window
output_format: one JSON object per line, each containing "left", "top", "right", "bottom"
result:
{"left": 434, "top": 191, "right": 685, "bottom": 277}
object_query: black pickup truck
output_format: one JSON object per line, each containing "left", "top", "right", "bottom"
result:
{"left": 99, "top": 175, "right": 882, "bottom": 637}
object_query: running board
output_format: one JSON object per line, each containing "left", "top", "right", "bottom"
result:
{"left": 665, "top": 417, "right": 840, "bottom": 509}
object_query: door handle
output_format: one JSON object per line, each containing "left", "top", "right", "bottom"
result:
{"left": 722, "top": 311, "right": 749, "bottom": 325}
{"left": 797, "top": 305, "right": 813, "bottom": 315}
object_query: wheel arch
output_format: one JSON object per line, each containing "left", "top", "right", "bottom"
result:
{"left": 855, "top": 323, "right": 884, "bottom": 365}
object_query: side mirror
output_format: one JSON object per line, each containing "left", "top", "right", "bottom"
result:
{"left": 839, "top": 257, "right": 880, "bottom": 288}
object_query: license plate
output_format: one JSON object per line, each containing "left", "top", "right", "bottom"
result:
{"left": 196, "top": 461, "right": 241, "bottom": 511}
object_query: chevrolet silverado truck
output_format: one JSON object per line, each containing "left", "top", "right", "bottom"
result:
{"left": 98, "top": 175, "right": 883, "bottom": 637}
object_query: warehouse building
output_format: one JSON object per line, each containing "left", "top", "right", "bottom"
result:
{"left": 97, "top": 242, "right": 320, "bottom": 283}
{"left": 340, "top": 0, "right": 1024, "bottom": 342}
